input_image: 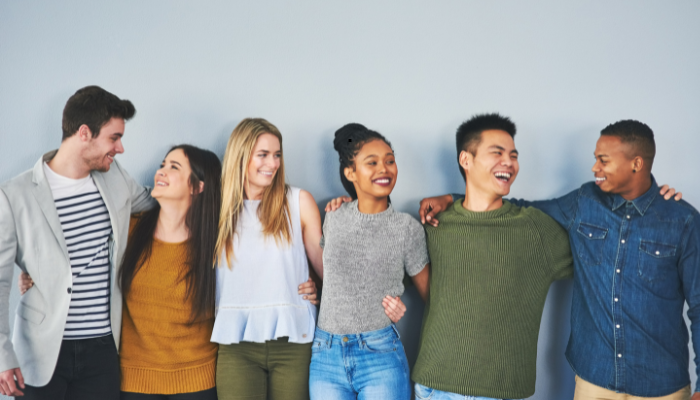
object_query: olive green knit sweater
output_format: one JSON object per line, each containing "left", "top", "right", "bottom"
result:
{"left": 412, "top": 200, "right": 573, "bottom": 399}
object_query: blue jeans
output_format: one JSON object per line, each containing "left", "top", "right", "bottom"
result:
{"left": 414, "top": 383, "right": 521, "bottom": 400}
{"left": 309, "top": 324, "right": 410, "bottom": 400}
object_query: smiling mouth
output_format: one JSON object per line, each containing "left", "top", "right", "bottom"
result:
{"left": 156, "top": 181, "right": 168, "bottom": 187}
{"left": 494, "top": 172, "right": 512, "bottom": 183}
{"left": 595, "top": 176, "right": 606, "bottom": 184}
{"left": 259, "top": 171, "right": 274, "bottom": 177}
{"left": 373, "top": 177, "right": 392, "bottom": 186}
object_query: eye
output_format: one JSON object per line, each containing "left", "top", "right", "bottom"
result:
{"left": 368, "top": 161, "right": 377, "bottom": 166}
{"left": 493, "top": 151, "right": 502, "bottom": 155}
{"left": 275, "top": 153, "right": 281, "bottom": 158}
{"left": 387, "top": 159, "right": 395, "bottom": 165}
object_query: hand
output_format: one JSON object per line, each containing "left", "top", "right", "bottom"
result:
{"left": 382, "top": 296, "right": 407, "bottom": 323}
{"left": 0, "top": 367, "right": 24, "bottom": 396}
{"left": 418, "top": 194, "right": 454, "bottom": 227}
{"left": 299, "top": 278, "right": 319, "bottom": 305}
{"left": 324, "top": 196, "right": 352, "bottom": 212}
{"left": 659, "top": 184, "right": 682, "bottom": 201}
{"left": 691, "top": 392, "right": 700, "bottom": 400}
{"left": 18, "top": 272, "right": 33, "bottom": 295}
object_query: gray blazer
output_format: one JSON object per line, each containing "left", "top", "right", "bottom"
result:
{"left": 0, "top": 151, "right": 154, "bottom": 386}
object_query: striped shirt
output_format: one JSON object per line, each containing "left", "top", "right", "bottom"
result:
{"left": 44, "top": 163, "right": 113, "bottom": 340}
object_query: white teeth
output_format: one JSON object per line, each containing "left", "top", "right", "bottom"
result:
{"left": 494, "top": 172, "right": 512, "bottom": 179}
{"left": 596, "top": 177, "right": 606, "bottom": 182}
{"left": 374, "top": 178, "right": 390, "bottom": 184}
{"left": 259, "top": 171, "right": 273, "bottom": 176}
{"left": 156, "top": 182, "right": 167, "bottom": 186}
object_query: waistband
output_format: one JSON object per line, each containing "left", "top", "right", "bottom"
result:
{"left": 314, "top": 324, "right": 400, "bottom": 344}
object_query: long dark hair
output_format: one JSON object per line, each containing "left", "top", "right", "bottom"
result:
{"left": 119, "top": 144, "right": 222, "bottom": 322}
{"left": 333, "top": 123, "right": 393, "bottom": 200}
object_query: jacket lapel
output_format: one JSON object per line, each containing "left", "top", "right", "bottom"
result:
{"left": 31, "top": 152, "right": 70, "bottom": 260}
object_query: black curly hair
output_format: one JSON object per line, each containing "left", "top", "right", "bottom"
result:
{"left": 333, "top": 123, "right": 393, "bottom": 200}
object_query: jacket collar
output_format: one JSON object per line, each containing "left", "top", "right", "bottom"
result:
{"left": 610, "top": 175, "right": 658, "bottom": 216}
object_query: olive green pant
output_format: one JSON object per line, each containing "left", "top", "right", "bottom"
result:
{"left": 216, "top": 338, "right": 312, "bottom": 400}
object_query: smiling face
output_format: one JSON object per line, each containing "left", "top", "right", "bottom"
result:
{"left": 82, "top": 117, "right": 125, "bottom": 172}
{"left": 151, "top": 148, "right": 194, "bottom": 202}
{"left": 592, "top": 135, "right": 637, "bottom": 196}
{"left": 461, "top": 129, "right": 519, "bottom": 199}
{"left": 345, "top": 139, "right": 397, "bottom": 201}
{"left": 245, "top": 133, "right": 281, "bottom": 198}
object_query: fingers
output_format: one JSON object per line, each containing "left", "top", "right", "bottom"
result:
{"left": 382, "top": 296, "right": 407, "bottom": 323}
{"left": 15, "top": 368, "right": 24, "bottom": 390}
{"left": 659, "top": 184, "right": 670, "bottom": 195}
{"left": 674, "top": 191, "right": 683, "bottom": 201}
{"left": 419, "top": 199, "right": 432, "bottom": 224}
{"left": 299, "top": 278, "right": 319, "bottom": 305}
{"left": 325, "top": 196, "right": 352, "bottom": 212}
{"left": 662, "top": 187, "right": 676, "bottom": 200}
{"left": 0, "top": 371, "right": 23, "bottom": 396}
{"left": 18, "top": 272, "right": 33, "bottom": 295}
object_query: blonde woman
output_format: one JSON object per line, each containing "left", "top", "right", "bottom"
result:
{"left": 212, "top": 118, "right": 323, "bottom": 400}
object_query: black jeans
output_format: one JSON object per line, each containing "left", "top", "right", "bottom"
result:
{"left": 120, "top": 388, "right": 218, "bottom": 400}
{"left": 21, "top": 334, "right": 120, "bottom": 400}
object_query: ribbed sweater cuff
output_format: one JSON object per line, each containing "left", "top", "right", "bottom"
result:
{"left": 120, "top": 358, "right": 216, "bottom": 395}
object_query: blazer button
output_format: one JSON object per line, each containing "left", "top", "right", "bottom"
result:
{"left": 67, "top": 288, "right": 72, "bottom": 294}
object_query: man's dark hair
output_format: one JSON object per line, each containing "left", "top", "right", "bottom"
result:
{"left": 600, "top": 120, "right": 656, "bottom": 169}
{"left": 62, "top": 85, "right": 136, "bottom": 140}
{"left": 455, "top": 113, "right": 516, "bottom": 180}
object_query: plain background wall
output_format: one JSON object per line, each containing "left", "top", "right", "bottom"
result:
{"left": 1, "top": 1, "right": 699, "bottom": 398}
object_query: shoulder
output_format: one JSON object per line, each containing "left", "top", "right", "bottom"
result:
{"left": 296, "top": 187, "right": 316, "bottom": 206}
{"left": 1, "top": 168, "right": 34, "bottom": 192}
{"left": 392, "top": 209, "right": 423, "bottom": 229}
{"left": 651, "top": 197, "right": 700, "bottom": 224}
{"left": 517, "top": 203, "right": 567, "bottom": 234}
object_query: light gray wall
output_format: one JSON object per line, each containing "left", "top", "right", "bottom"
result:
{"left": 1, "top": 1, "right": 699, "bottom": 399}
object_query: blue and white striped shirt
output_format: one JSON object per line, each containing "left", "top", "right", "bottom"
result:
{"left": 44, "top": 163, "right": 113, "bottom": 340}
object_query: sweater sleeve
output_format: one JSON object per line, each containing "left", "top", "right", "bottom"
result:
{"left": 529, "top": 209, "right": 573, "bottom": 281}
{"left": 403, "top": 217, "right": 430, "bottom": 277}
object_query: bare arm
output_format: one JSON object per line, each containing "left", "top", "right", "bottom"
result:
{"left": 411, "top": 264, "right": 430, "bottom": 302}
{"left": 300, "top": 189, "right": 324, "bottom": 280}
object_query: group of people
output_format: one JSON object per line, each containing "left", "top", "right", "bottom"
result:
{"left": 0, "top": 85, "right": 697, "bottom": 400}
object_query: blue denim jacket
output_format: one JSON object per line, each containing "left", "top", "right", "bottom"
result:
{"left": 505, "top": 178, "right": 700, "bottom": 396}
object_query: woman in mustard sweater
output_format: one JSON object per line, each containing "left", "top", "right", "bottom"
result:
{"left": 117, "top": 144, "right": 221, "bottom": 399}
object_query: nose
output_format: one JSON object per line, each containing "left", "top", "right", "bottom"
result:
{"left": 115, "top": 139, "right": 124, "bottom": 154}
{"left": 591, "top": 161, "right": 600, "bottom": 172}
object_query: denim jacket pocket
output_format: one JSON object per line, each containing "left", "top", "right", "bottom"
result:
{"left": 638, "top": 240, "right": 677, "bottom": 283}
{"left": 575, "top": 222, "right": 608, "bottom": 266}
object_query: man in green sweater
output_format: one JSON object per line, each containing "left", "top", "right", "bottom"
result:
{"left": 411, "top": 113, "right": 573, "bottom": 400}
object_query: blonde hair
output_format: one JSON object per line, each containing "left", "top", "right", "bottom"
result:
{"left": 215, "top": 118, "right": 291, "bottom": 267}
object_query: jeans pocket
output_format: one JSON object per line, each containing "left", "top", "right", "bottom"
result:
{"left": 363, "top": 333, "right": 397, "bottom": 353}
{"left": 311, "top": 337, "right": 328, "bottom": 353}
{"left": 414, "top": 383, "right": 434, "bottom": 399}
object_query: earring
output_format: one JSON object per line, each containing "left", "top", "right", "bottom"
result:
{"left": 633, "top": 169, "right": 636, "bottom": 173}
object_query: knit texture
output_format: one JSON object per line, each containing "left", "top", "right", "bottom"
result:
{"left": 120, "top": 217, "right": 217, "bottom": 394}
{"left": 318, "top": 201, "right": 429, "bottom": 334}
{"left": 411, "top": 200, "right": 573, "bottom": 399}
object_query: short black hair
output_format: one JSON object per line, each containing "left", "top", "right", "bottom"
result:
{"left": 600, "top": 120, "right": 656, "bottom": 169}
{"left": 455, "top": 113, "right": 516, "bottom": 180}
{"left": 333, "top": 123, "right": 392, "bottom": 200}
{"left": 62, "top": 85, "right": 136, "bottom": 141}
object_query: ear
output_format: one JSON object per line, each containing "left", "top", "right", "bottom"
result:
{"left": 343, "top": 166, "right": 357, "bottom": 183}
{"left": 198, "top": 181, "right": 204, "bottom": 194}
{"left": 632, "top": 156, "right": 644, "bottom": 173}
{"left": 458, "top": 150, "right": 471, "bottom": 174}
{"left": 78, "top": 124, "right": 93, "bottom": 142}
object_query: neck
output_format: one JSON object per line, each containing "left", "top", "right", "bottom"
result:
{"left": 619, "top": 173, "right": 653, "bottom": 201}
{"left": 47, "top": 143, "right": 91, "bottom": 179}
{"left": 245, "top": 183, "right": 265, "bottom": 201}
{"left": 462, "top": 183, "right": 504, "bottom": 212}
{"left": 154, "top": 200, "right": 190, "bottom": 243}
{"left": 356, "top": 193, "right": 389, "bottom": 214}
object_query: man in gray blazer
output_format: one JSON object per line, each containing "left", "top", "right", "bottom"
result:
{"left": 0, "top": 86, "right": 155, "bottom": 399}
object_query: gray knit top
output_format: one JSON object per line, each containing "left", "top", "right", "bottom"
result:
{"left": 318, "top": 200, "right": 429, "bottom": 334}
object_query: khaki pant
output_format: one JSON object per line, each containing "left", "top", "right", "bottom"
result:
{"left": 574, "top": 375, "right": 691, "bottom": 400}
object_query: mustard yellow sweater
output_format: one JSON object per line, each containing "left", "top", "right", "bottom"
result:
{"left": 120, "top": 220, "right": 217, "bottom": 394}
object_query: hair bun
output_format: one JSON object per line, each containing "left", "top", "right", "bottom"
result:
{"left": 333, "top": 123, "right": 367, "bottom": 152}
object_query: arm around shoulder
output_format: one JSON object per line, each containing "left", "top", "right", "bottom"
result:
{"left": 299, "top": 189, "right": 323, "bottom": 280}
{"left": 115, "top": 160, "right": 155, "bottom": 214}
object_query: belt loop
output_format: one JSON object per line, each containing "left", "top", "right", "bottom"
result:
{"left": 391, "top": 323, "right": 401, "bottom": 339}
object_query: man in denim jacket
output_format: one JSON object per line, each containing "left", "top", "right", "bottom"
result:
{"left": 420, "top": 120, "right": 700, "bottom": 399}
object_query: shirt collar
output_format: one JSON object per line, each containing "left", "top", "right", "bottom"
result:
{"left": 610, "top": 175, "right": 658, "bottom": 216}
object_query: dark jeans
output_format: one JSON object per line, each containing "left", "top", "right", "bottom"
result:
{"left": 121, "top": 388, "right": 218, "bottom": 400}
{"left": 21, "top": 334, "right": 120, "bottom": 400}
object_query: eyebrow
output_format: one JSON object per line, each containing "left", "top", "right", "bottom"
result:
{"left": 362, "top": 152, "right": 394, "bottom": 161}
{"left": 170, "top": 160, "right": 182, "bottom": 167}
{"left": 489, "top": 145, "right": 518, "bottom": 155}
